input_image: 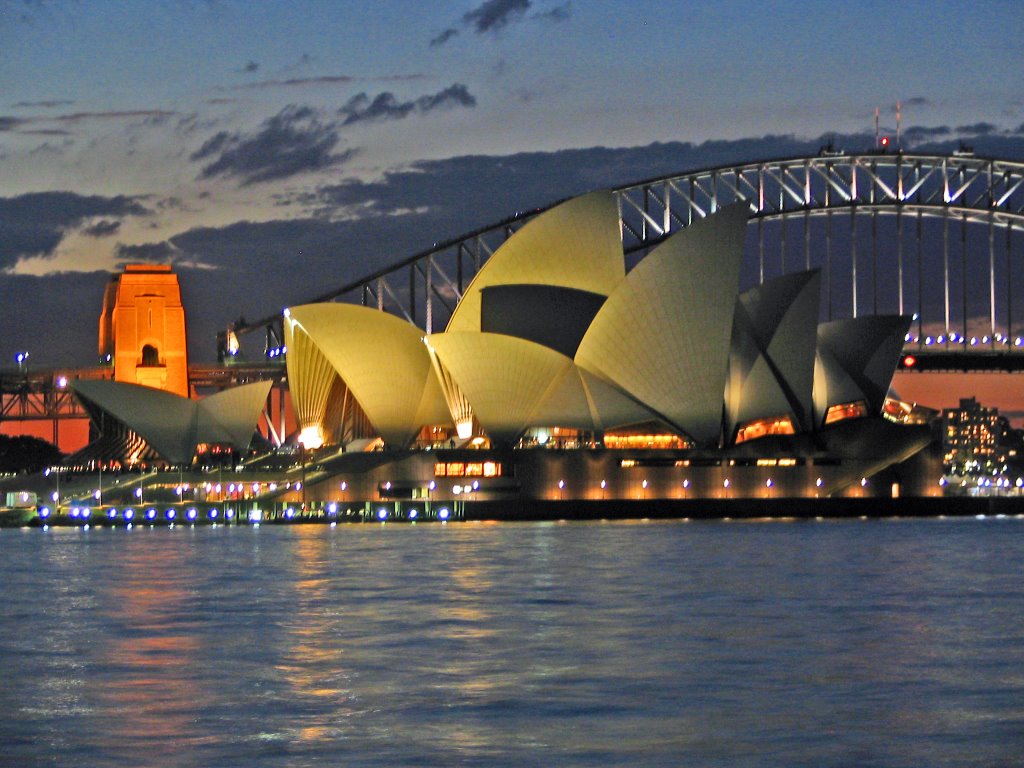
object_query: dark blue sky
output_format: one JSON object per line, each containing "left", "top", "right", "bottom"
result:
{"left": 1, "top": 0, "right": 1023, "bottom": 386}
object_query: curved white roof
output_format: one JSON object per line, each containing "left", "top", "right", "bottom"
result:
{"left": 198, "top": 379, "right": 278, "bottom": 450}
{"left": 285, "top": 304, "right": 451, "bottom": 447}
{"left": 73, "top": 379, "right": 271, "bottom": 464}
{"left": 725, "top": 270, "right": 821, "bottom": 439}
{"left": 575, "top": 202, "right": 749, "bottom": 444}
{"left": 426, "top": 331, "right": 653, "bottom": 444}
{"left": 446, "top": 190, "right": 624, "bottom": 333}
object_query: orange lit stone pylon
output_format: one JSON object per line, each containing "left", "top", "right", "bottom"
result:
{"left": 98, "top": 264, "right": 189, "bottom": 398}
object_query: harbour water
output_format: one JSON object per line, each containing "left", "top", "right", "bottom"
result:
{"left": 1, "top": 518, "right": 1022, "bottom": 767}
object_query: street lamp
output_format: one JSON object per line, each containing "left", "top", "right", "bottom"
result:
{"left": 45, "top": 466, "right": 60, "bottom": 509}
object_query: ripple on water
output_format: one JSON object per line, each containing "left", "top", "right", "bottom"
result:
{"left": 0, "top": 520, "right": 1022, "bottom": 767}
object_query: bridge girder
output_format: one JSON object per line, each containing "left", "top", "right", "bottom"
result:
{"left": 218, "top": 152, "right": 1024, "bottom": 363}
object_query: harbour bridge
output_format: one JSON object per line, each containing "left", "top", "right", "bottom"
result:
{"left": 4, "top": 149, "right": 1024, "bottom": 440}
{"left": 230, "top": 150, "right": 1024, "bottom": 373}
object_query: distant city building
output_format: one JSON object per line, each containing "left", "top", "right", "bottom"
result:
{"left": 942, "top": 397, "right": 1012, "bottom": 475}
{"left": 98, "top": 264, "right": 189, "bottom": 397}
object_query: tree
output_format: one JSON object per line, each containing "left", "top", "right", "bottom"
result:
{"left": 0, "top": 435, "right": 64, "bottom": 474}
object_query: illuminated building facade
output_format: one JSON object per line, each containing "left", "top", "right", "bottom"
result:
{"left": 943, "top": 397, "right": 1011, "bottom": 474}
{"left": 278, "top": 191, "right": 934, "bottom": 502}
{"left": 98, "top": 264, "right": 189, "bottom": 397}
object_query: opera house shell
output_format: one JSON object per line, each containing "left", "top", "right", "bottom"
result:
{"left": 281, "top": 190, "right": 937, "bottom": 501}
{"left": 71, "top": 378, "right": 273, "bottom": 466}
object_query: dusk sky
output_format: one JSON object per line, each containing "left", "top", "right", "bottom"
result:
{"left": 2, "top": 0, "right": 1024, "bottom": 416}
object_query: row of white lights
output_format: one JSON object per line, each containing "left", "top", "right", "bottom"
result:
{"left": 940, "top": 476, "right": 1024, "bottom": 488}
{"left": 558, "top": 477, "right": 839, "bottom": 491}
{"left": 906, "top": 331, "right": 1024, "bottom": 347}
{"left": 39, "top": 504, "right": 452, "bottom": 523}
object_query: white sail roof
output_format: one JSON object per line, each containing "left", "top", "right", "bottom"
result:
{"left": 446, "top": 190, "right": 624, "bottom": 333}
{"left": 575, "top": 203, "right": 749, "bottom": 445}
{"left": 285, "top": 303, "right": 451, "bottom": 447}
{"left": 426, "top": 332, "right": 654, "bottom": 444}
{"left": 73, "top": 379, "right": 271, "bottom": 464}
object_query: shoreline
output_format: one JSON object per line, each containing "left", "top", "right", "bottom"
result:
{"left": 4, "top": 496, "right": 1024, "bottom": 528}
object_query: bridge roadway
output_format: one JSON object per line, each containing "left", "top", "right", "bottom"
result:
{"left": 0, "top": 363, "right": 287, "bottom": 442}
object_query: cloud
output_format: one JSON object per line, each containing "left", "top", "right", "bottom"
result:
{"left": 29, "top": 141, "right": 66, "bottom": 157}
{"left": 82, "top": 219, "right": 121, "bottom": 238}
{"left": 10, "top": 129, "right": 1024, "bottom": 368}
{"left": 232, "top": 75, "right": 355, "bottom": 90}
{"left": 0, "top": 192, "right": 150, "bottom": 268}
{"left": 430, "top": 28, "right": 459, "bottom": 47}
{"left": 18, "top": 128, "right": 72, "bottom": 136}
{"left": 231, "top": 73, "right": 425, "bottom": 91}
{"left": 463, "top": 0, "right": 531, "bottom": 33}
{"left": 115, "top": 240, "right": 180, "bottom": 264}
{"left": 902, "top": 124, "right": 951, "bottom": 140}
{"left": 243, "top": 61, "right": 259, "bottom": 73}
{"left": 903, "top": 96, "right": 930, "bottom": 107}
{"left": 0, "top": 116, "right": 28, "bottom": 131}
{"left": 433, "top": 1, "right": 567, "bottom": 45}
{"left": 11, "top": 99, "right": 74, "bottom": 109}
{"left": 191, "top": 105, "right": 355, "bottom": 185}
{"left": 956, "top": 121, "right": 998, "bottom": 135}
{"left": 533, "top": 1, "right": 570, "bottom": 22}
{"left": 339, "top": 84, "right": 476, "bottom": 125}
{"left": 53, "top": 109, "right": 176, "bottom": 124}
{"left": 2, "top": 109, "right": 173, "bottom": 134}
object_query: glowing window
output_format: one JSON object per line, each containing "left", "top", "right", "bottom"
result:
{"left": 735, "top": 415, "right": 796, "bottom": 444}
{"left": 824, "top": 401, "right": 868, "bottom": 426}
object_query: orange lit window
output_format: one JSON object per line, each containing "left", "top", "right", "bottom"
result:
{"left": 824, "top": 401, "right": 867, "bottom": 425}
{"left": 434, "top": 462, "right": 447, "bottom": 477}
{"left": 735, "top": 415, "right": 796, "bottom": 444}
{"left": 465, "top": 463, "right": 483, "bottom": 477}
{"left": 603, "top": 433, "right": 688, "bottom": 449}
{"left": 447, "top": 462, "right": 465, "bottom": 476}
{"left": 483, "top": 462, "right": 499, "bottom": 477}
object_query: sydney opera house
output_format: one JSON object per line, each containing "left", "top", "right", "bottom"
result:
{"left": 65, "top": 190, "right": 940, "bottom": 514}
{"left": 276, "top": 192, "right": 938, "bottom": 506}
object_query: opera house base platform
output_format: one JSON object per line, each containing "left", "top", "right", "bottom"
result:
{"left": 14, "top": 418, "right": 1013, "bottom": 529}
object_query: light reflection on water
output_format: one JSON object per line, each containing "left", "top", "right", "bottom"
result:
{"left": 1, "top": 519, "right": 1023, "bottom": 767}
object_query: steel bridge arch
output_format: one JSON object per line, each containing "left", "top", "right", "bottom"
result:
{"left": 226, "top": 152, "right": 1024, "bottom": 368}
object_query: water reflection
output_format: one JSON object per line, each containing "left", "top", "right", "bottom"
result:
{"left": 0, "top": 520, "right": 1022, "bottom": 766}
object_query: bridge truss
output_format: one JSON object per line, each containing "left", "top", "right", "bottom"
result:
{"left": 228, "top": 152, "right": 1024, "bottom": 372}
